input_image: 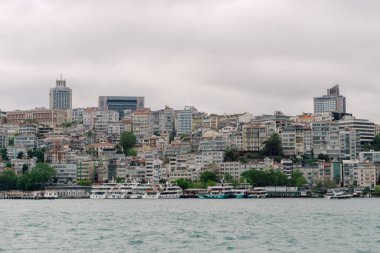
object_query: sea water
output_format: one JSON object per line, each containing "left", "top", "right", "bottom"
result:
{"left": 0, "top": 199, "right": 379, "bottom": 253}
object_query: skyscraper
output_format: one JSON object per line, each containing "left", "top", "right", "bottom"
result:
{"left": 98, "top": 96, "right": 145, "bottom": 119}
{"left": 314, "top": 84, "right": 346, "bottom": 114}
{"left": 49, "top": 77, "right": 72, "bottom": 110}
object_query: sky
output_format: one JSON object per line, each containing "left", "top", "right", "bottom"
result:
{"left": 0, "top": 0, "right": 379, "bottom": 122}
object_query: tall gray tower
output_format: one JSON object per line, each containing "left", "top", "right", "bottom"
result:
{"left": 49, "top": 75, "right": 72, "bottom": 110}
{"left": 314, "top": 84, "right": 346, "bottom": 114}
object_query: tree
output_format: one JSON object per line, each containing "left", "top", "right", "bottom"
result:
{"left": 373, "top": 134, "right": 380, "bottom": 151}
{"left": 241, "top": 169, "right": 289, "bottom": 187}
{"left": 317, "top": 153, "right": 330, "bottom": 162}
{"left": 120, "top": 131, "right": 137, "bottom": 155}
{"left": 17, "top": 151, "right": 24, "bottom": 159}
{"left": 27, "top": 148, "right": 45, "bottom": 163}
{"left": 8, "top": 137, "right": 14, "bottom": 146}
{"left": 77, "top": 179, "right": 91, "bottom": 186}
{"left": 373, "top": 185, "right": 380, "bottom": 197}
{"left": 5, "top": 161, "right": 11, "bottom": 168}
{"left": 200, "top": 171, "right": 218, "bottom": 183}
{"left": 289, "top": 170, "right": 307, "bottom": 187}
{"left": 174, "top": 178, "right": 193, "bottom": 190}
{"left": 17, "top": 163, "right": 56, "bottom": 191}
{"left": 223, "top": 173, "right": 239, "bottom": 187}
{"left": 116, "top": 177, "right": 125, "bottom": 183}
{"left": 22, "top": 164, "right": 29, "bottom": 174}
{"left": 126, "top": 148, "right": 137, "bottom": 157}
{"left": 263, "top": 133, "right": 283, "bottom": 157}
{"left": 224, "top": 148, "right": 239, "bottom": 162}
{"left": 0, "top": 149, "right": 8, "bottom": 161}
{"left": 0, "top": 170, "right": 18, "bottom": 190}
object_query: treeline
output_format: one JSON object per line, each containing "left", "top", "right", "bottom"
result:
{"left": 0, "top": 163, "right": 56, "bottom": 191}
{"left": 173, "top": 169, "right": 307, "bottom": 190}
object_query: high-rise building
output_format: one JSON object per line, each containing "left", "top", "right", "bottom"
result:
{"left": 98, "top": 96, "right": 145, "bottom": 119}
{"left": 49, "top": 78, "right": 72, "bottom": 110}
{"left": 314, "top": 85, "right": 346, "bottom": 114}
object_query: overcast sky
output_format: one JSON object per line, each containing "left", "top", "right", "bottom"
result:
{"left": 0, "top": 0, "right": 379, "bottom": 122}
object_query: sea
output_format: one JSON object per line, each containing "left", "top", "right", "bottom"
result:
{"left": 0, "top": 199, "right": 379, "bottom": 253}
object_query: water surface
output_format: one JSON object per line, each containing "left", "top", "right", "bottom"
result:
{"left": 0, "top": 199, "right": 379, "bottom": 252}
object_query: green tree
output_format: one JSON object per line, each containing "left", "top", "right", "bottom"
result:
{"left": 116, "top": 177, "right": 125, "bottom": 183}
{"left": 8, "top": 137, "right": 14, "bottom": 146}
{"left": 317, "top": 153, "right": 330, "bottom": 162}
{"left": 5, "top": 161, "right": 11, "bottom": 168}
{"left": 174, "top": 178, "right": 193, "bottom": 190}
{"left": 22, "top": 164, "right": 29, "bottom": 174}
{"left": 120, "top": 131, "right": 137, "bottom": 155}
{"left": 373, "top": 185, "right": 380, "bottom": 197}
{"left": 126, "top": 148, "right": 138, "bottom": 157}
{"left": 241, "top": 169, "right": 289, "bottom": 187}
{"left": 0, "top": 169, "right": 18, "bottom": 190}
{"left": 289, "top": 170, "right": 307, "bottom": 187}
{"left": 223, "top": 173, "right": 240, "bottom": 187}
{"left": 373, "top": 134, "right": 380, "bottom": 151}
{"left": 77, "top": 179, "right": 91, "bottom": 186}
{"left": 0, "top": 149, "right": 8, "bottom": 161}
{"left": 17, "top": 163, "right": 56, "bottom": 191}
{"left": 17, "top": 151, "right": 24, "bottom": 159}
{"left": 27, "top": 148, "right": 45, "bottom": 163}
{"left": 263, "top": 133, "right": 283, "bottom": 157}
{"left": 200, "top": 171, "right": 218, "bottom": 183}
{"left": 224, "top": 148, "right": 239, "bottom": 162}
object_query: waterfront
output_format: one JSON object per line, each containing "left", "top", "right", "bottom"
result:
{"left": 0, "top": 199, "right": 379, "bottom": 253}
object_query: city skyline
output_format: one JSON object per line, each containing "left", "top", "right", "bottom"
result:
{"left": 1, "top": 1, "right": 380, "bottom": 122}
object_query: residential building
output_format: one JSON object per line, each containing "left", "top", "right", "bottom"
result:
{"left": 359, "top": 151, "right": 380, "bottom": 163}
{"left": 338, "top": 116, "right": 375, "bottom": 151}
{"left": 311, "top": 121, "right": 340, "bottom": 159}
{"left": 175, "top": 106, "right": 194, "bottom": 135}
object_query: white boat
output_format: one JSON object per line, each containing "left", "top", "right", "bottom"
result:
{"left": 248, "top": 187, "right": 268, "bottom": 198}
{"left": 325, "top": 189, "right": 352, "bottom": 199}
{"left": 90, "top": 183, "right": 116, "bottom": 199}
{"left": 43, "top": 190, "right": 58, "bottom": 199}
{"left": 200, "top": 184, "right": 234, "bottom": 199}
{"left": 159, "top": 185, "right": 183, "bottom": 199}
{"left": 142, "top": 191, "right": 160, "bottom": 199}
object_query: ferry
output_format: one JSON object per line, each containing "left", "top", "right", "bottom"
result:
{"left": 90, "top": 183, "right": 116, "bottom": 199}
{"left": 325, "top": 189, "right": 352, "bottom": 199}
{"left": 248, "top": 187, "right": 268, "bottom": 198}
{"left": 43, "top": 190, "right": 58, "bottom": 199}
{"left": 159, "top": 185, "right": 183, "bottom": 199}
{"left": 200, "top": 184, "right": 235, "bottom": 199}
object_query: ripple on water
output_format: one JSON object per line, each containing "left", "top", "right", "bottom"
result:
{"left": 0, "top": 199, "right": 379, "bottom": 253}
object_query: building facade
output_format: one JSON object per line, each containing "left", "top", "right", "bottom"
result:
{"left": 98, "top": 96, "right": 145, "bottom": 119}
{"left": 314, "top": 85, "right": 346, "bottom": 114}
{"left": 49, "top": 79, "right": 72, "bottom": 110}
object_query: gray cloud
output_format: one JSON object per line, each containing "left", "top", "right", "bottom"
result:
{"left": 0, "top": 0, "right": 379, "bottom": 122}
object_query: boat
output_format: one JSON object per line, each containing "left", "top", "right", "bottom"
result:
{"left": 248, "top": 187, "right": 268, "bottom": 198}
{"left": 182, "top": 188, "right": 207, "bottom": 198}
{"left": 325, "top": 189, "right": 352, "bottom": 199}
{"left": 200, "top": 184, "right": 235, "bottom": 199}
{"left": 43, "top": 190, "right": 58, "bottom": 199}
{"left": 159, "top": 185, "right": 183, "bottom": 199}
{"left": 142, "top": 190, "right": 160, "bottom": 199}
{"left": 90, "top": 183, "right": 117, "bottom": 199}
